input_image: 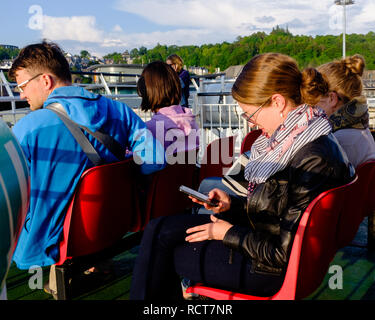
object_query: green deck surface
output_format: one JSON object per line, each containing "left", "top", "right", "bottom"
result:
{"left": 5, "top": 219, "right": 375, "bottom": 301}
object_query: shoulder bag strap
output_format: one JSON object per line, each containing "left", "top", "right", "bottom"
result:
{"left": 46, "top": 103, "right": 103, "bottom": 166}
{"left": 47, "top": 102, "right": 126, "bottom": 162}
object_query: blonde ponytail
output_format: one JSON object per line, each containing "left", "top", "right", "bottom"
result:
{"left": 317, "top": 54, "right": 365, "bottom": 102}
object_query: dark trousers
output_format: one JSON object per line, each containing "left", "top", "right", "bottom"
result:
{"left": 130, "top": 214, "right": 284, "bottom": 300}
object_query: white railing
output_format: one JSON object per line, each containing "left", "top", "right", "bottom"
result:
{"left": 1, "top": 71, "right": 245, "bottom": 156}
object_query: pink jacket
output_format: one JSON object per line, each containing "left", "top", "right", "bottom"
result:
{"left": 146, "top": 105, "right": 199, "bottom": 154}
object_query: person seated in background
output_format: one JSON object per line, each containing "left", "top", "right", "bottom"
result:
{"left": 166, "top": 54, "right": 191, "bottom": 108}
{"left": 129, "top": 53, "right": 354, "bottom": 300}
{"left": 137, "top": 60, "right": 199, "bottom": 157}
{"left": 317, "top": 54, "right": 375, "bottom": 168}
{"left": 8, "top": 41, "right": 166, "bottom": 297}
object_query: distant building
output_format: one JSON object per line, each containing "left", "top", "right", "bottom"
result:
{"left": 361, "top": 70, "right": 375, "bottom": 128}
{"left": 0, "top": 45, "right": 18, "bottom": 50}
{"left": 363, "top": 70, "right": 375, "bottom": 98}
{"left": 121, "top": 50, "right": 134, "bottom": 64}
{"left": 224, "top": 65, "right": 243, "bottom": 79}
{"left": 86, "top": 64, "right": 144, "bottom": 84}
{"left": 188, "top": 66, "right": 208, "bottom": 76}
{"left": 363, "top": 70, "right": 375, "bottom": 80}
{"left": 0, "top": 60, "right": 12, "bottom": 69}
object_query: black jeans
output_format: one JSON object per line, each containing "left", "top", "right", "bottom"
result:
{"left": 130, "top": 214, "right": 284, "bottom": 300}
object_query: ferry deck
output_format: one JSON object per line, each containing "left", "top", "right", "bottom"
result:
{"left": 1, "top": 70, "right": 375, "bottom": 301}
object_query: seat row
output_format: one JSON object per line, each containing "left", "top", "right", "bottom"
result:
{"left": 186, "top": 155, "right": 375, "bottom": 300}
{"left": 52, "top": 131, "right": 375, "bottom": 300}
{"left": 53, "top": 135, "right": 237, "bottom": 299}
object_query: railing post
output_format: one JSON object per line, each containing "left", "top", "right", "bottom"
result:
{"left": 0, "top": 70, "right": 17, "bottom": 124}
{"left": 99, "top": 73, "right": 112, "bottom": 95}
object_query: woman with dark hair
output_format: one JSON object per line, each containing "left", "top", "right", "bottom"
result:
{"left": 130, "top": 53, "right": 354, "bottom": 300}
{"left": 138, "top": 60, "right": 199, "bottom": 154}
{"left": 317, "top": 54, "right": 375, "bottom": 168}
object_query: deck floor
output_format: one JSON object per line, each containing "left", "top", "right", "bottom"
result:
{"left": 5, "top": 218, "right": 375, "bottom": 301}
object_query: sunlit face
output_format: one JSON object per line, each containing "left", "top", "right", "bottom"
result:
{"left": 15, "top": 69, "right": 46, "bottom": 111}
{"left": 238, "top": 100, "right": 284, "bottom": 136}
{"left": 316, "top": 92, "right": 342, "bottom": 117}
{"left": 166, "top": 59, "right": 177, "bottom": 72}
{"left": 315, "top": 95, "right": 332, "bottom": 115}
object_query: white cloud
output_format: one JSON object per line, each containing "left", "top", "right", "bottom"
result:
{"left": 114, "top": 0, "right": 330, "bottom": 34}
{"left": 38, "top": 0, "right": 374, "bottom": 56}
{"left": 112, "top": 24, "right": 123, "bottom": 32}
{"left": 114, "top": 0, "right": 373, "bottom": 36}
{"left": 351, "top": 1, "right": 375, "bottom": 33}
{"left": 41, "top": 15, "right": 104, "bottom": 42}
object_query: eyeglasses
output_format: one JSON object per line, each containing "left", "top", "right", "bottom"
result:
{"left": 14, "top": 73, "right": 42, "bottom": 93}
{"left": 241, "top": 98, "right": 270, "bottom": 125}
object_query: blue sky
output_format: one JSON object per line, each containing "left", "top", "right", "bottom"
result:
{"left": 1, "top": 0, "right": 374, "bottom": 58}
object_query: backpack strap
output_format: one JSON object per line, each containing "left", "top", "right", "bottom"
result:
{"left": 46, "top": 102, "right": 125, "bottom": 166}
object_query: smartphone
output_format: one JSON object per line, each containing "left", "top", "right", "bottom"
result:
{"left": 179, "top": 185, "right": 219, "bottom": 207}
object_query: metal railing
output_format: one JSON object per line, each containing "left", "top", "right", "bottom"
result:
{"left": 4, "top": 67, "right": 375, "bottom": 153}
{"left": 0, "top": 70, "right": 249, "bottom": 158}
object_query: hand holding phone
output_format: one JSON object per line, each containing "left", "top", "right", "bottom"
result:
{"left": 179, "top": 185, "right": 219, "bottom": 207}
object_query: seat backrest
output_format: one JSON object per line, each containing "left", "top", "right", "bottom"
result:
{"left": 334, "top": 161, "right": 375, "bottom": 249}
{"left": 285, "top": 176, "right": 358, "bottom": 299}
{"left": 57, "top": 158, "right": 141, "bottom": 264}
{"left": 356, "top": 160, "right": 375, "bottom": 215}
{"left": 199, "top": 136, "right": 235, "bottom": 183}
{"left": 240, "top": 129, "right": 262, "bottom": 154}
{"left": 143, "top": 149, "right": 199, "bottom": 227}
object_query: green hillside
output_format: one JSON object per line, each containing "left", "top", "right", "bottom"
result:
{"left": 131, "top": 27, "right": 375, "bottom": 72}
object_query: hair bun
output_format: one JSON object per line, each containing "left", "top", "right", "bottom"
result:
{"left": 300, "top": 68, "right": 329, "bottom": 105}
{"left": 343, "top": 54, "right": 365, "bottom": 77}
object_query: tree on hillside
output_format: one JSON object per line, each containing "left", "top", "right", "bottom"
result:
{"left": 80, "top": 50, "right": 91, "bottom": 59}
{"left": 107, "top": 28, "right": 375, "bottom": 72}
{"left": 103, "top": 52, "right": 126, "bottom": 64}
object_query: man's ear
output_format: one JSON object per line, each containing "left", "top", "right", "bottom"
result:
{"left": 40, "top": 74, "right": 54, "bottom": 91}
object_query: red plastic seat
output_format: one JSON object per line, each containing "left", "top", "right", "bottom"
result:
{"left": 240, "top": 129, "right": 262, "bottom": 154}
{"left": 356, "top": 161, "right": 375, "bottom": 216}
{"left": 187, "top": 176, "right": 358, "bottom": 300}
{"left": 336, "top": 161, "right": 375, "bottom": 249}
{"left": 57, "top": 157, "right": 142, "bottom": 265}
{"left": 199, "top": 136, "right": 235, "bottom": 183}
{"left": 54, "top": 157, "right": 143, "bottom": 299}
{"left": 142, "top": 149, "right": 199, "bottom": 227}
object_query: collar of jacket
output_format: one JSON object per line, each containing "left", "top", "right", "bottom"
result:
{"left": 329, "top": 96, "right": 369, "bottom": 132}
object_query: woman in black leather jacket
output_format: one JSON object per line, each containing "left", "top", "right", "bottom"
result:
{"left": 130, "top": 53, "right": 354, "bottom": 300}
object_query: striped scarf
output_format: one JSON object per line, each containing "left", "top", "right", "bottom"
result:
{"left": 244, "top": 104, "right": 332, "bottom": 185}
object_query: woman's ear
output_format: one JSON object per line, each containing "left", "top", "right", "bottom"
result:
{"left": 329, "top": 91, "right": 342, "bottom": 112}
{"left": 271, "top": 94, "right": 287, "bottom": 113}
